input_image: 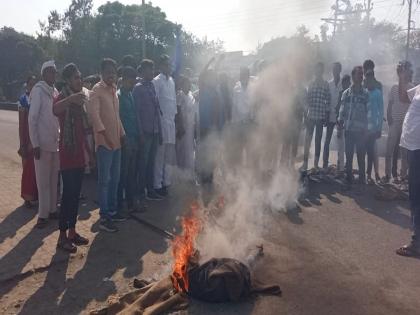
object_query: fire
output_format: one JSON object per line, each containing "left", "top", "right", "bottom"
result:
{"left": 171, "top": 202, "right": 201, "bottom": 292}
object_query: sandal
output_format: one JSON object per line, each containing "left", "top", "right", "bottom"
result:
{"left": 57, "top": 239, "right": 77, "bottom": 253}
{"left": 69, "top": 233, "right": 89, "bottom": 246}
{"left": 396, "top": 244, "right": 420, "bottom": 257}
{"left": 35, "top": 218, "right": 48, "bottom": 229}
{"left": 49, "top": 211, "right": 59, "bottom": 220}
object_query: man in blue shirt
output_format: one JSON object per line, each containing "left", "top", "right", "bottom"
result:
{"left": 339, "top": 66, "right": 369, "bottom": 188}
{"left": 133, "top": 59, "right": 163, "bottom": 201}
{"left": 117, "top": 66, "right": 139, "bottom": 212}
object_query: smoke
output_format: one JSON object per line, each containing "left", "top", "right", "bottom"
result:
{"left": 193, "top": 55, "right": 309, "bottom": 263}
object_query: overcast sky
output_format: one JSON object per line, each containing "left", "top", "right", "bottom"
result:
{"left": 0, "top": 0, "right": 416, "bottom": 52}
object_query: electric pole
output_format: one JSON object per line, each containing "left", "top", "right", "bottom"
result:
{"left": 142, "top": 0, "right": 146, "bottom": 58}
{"left": 406, "top": 0, "right": 413, "bottom": 60}
{"left": 333, "top": 0, "right": 339, "bottom": 37}
{"left": 322, "top": 0, "right": 373, "bottom": 39}
{"left": 366, "top": 0, "right": 372, "bottom": 31}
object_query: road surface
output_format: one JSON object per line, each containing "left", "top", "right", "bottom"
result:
{"left": 0, "top": 109, "right": 419, "bottom": 315}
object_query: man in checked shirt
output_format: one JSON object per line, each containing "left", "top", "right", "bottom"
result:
{"left": 302, "top": 62, "right": 331, "bottom": 171}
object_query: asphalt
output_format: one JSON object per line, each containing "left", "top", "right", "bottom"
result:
{"left": 0, "top": 109, "right": 419, "bottom": 315}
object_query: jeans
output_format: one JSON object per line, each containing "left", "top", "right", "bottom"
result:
{"left": 385, "top": 121, "right": 408, "bottom": 178}
{"left": 303, "top": 119, "right": 324, "bottom": 167}
{"left": 365, "top": 132, "right": 378, "bottom": 177}
{"left": 336, "top": 128, "right": 345, "bottom": 172}
{"left": 118, "top": 138, "right": 139, "bottom": 208}
{"left": 139, "top": 133, "right": 159, "bottom": 195}
{"left": 322, "top": 122, "right": 335, "bottom": 168}
{"left": 59, "top": 168, "right": 84, "bottom": 231}
{"left": 408, "top": 150, "right": 420, "bottom": 245}
{"left": 345, "top": 131, "right": 366, "bottom": 184}
{"left": 97, "top": 146, "right": 121, "bottom": 219}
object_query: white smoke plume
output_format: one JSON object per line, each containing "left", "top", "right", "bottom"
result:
{"left": 194, "top": 55, "right": 310, "bottom": 263}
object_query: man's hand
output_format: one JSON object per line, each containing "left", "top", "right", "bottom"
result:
{"left": 99, "top": 130, "right": 113, "bottom": 149}
{"left": 69, "top": 92, "right": 87, "bottom": 106}
{"left": 33, "top": 147, "right": 41, "bottom": 160}
{"left": 18, "top": 145, "right": 27, "bottom": 159}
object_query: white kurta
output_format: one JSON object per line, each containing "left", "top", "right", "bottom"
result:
{"left": 232, "top": 81, "right": 252, "bottom": 123}
{"left": 153, "top": 74, "right": 177, "bottom": 189}
{"left": 153, "top": 74, "right": 177, "bottom": 144}
{"left": 176, "top": 91, "right": 197, "bottom": 173}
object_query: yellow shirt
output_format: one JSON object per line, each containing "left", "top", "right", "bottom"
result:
{"left": 87, "top": 81, "right": 125, "bottom": 150}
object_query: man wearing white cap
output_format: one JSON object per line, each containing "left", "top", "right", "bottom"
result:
{"left": 29, "top": 60, "right": 60, "bottom": 228}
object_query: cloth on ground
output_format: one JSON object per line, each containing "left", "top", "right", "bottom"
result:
{"left": 188, "top": 257, "right": 281, "bottom": 303}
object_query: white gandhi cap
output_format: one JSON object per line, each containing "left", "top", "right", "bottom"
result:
{"left": 41, "top": 60, "right": 56, "bottom": 75}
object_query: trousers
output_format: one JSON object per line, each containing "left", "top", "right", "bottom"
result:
{"left": 303, "top": 119, "right": 324, "bottom": 167}
{"left": 59, "top": 168, "right": 84, "bottom": 231}
{"left": 34, "top": 150, "right": 59, "bottom": 219}
{"left": 97, "top": 146, "right": 121, "bottom": 218}
{"left": 345, "top": 131, "right": 366, "bottom": 184}
{"left": 154, "top": 143, "right": 173, "bottom": 189}
{"left": 385, "top": 121, "right": 408, "bottom": 178}
{"left": 408, "top": 150, "right": 420, "bottom": 245}
{"left": 118, "top": 138, "right": 139, "bottom": 208}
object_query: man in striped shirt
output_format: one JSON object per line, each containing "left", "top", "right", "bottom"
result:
{"left": 383, "top": 61, "right": 414, "bottom": 183}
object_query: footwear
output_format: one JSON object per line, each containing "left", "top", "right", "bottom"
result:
{"left": 69, "top": 233, "right": 89, "bottom": 246}
{"left": 375, "top": 173, "right": 381, "bottom": 182}
{"left": 393, "top": 177, "right": 401, "bottom": 185}
{"left": 396, "top": 242, "right": 420, "bottom": 257}
{"left": 146, "top": 190, "right": 163, "bottom": 201}
{"left": 57, "top": 238, "right": 77, "bottom": 253}
{"left": 156, "top": 186, "right": 169, "bottom": 197}
{"left": 49, "top": 211, "right": 59, "bottom": 220}
{"left": 99, "top": 219, "right": 118, "bottom": 233}
{"left": 35, "top": 218, "right": 48, "bottom": 229}
{"left": 110, "top": 213, "right": 127, "bottom": 222}
{"left": 381, "top": 176, "right": 390, "bottom": 184}
{"left": 367, "top": 177, "right": 374, "bottom": 185}
{"left": 24, "top": 201, "right": 35, "bottom": 208}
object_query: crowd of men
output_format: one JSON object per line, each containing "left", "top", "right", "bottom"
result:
{"left": 16, "top": 54, "right": 420, "bottom": 257}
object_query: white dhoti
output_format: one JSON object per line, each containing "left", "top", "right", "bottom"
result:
{"left": 34, "top": 150, "right": 59, "bottom": 219}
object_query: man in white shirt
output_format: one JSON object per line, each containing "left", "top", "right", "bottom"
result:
{"left": 396, "top": 84, "right": 420, "bottom": 257}
{"left": 153, "top": 55, "right": 177, "bottom": 197}
{"left": 230, "top": 67, "right": 253, "bottom": 167}
{"left": 323, "top": 62, "right": 342, "bottom": 170}
{"left": 29, "top": 60, "right": 60, "bottom": 228}
{"left": 232, "top": 67, "right": 252, "bottom": 124}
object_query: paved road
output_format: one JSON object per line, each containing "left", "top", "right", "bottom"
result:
{"left": 0, "top": 109, "right": 419, "bottom": 315}
{"left": 0, "top": 110, "right": 20, "bottom": 164}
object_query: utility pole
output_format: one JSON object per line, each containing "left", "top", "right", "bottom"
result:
{"left": 322, "top": 0, "right": 373, "bottom": 39}
{"left": 142, "top": 0, "right": 146, "bottom": 58}
{"left": 333, "top": 0, "right": 339, "bottom": 37}
{"left": 406, "top": 0, "right": 413, "bottom": 60}
{"left": 366, "top": 0, "right": 372, "bottom": 31}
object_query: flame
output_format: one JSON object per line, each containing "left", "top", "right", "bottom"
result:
{"left": 171, "top": 202, "right": 201, "bottom": 292}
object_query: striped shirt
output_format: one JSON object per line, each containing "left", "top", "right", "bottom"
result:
{"left": 388, "top": 83, "right": 414, "bottom": 122}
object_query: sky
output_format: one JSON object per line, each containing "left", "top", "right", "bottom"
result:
{"left": 0, "top": 0, "right": 418, "bottom": 52}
